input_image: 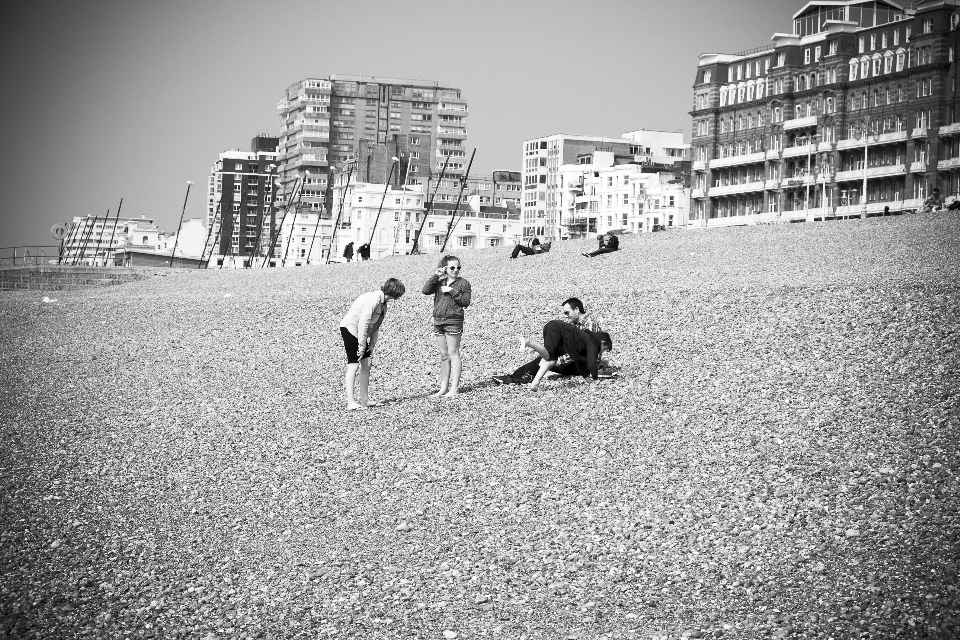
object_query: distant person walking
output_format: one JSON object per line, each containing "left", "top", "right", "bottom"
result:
{"left": 423, "top": 255, "right": 472, "bottom": 397}
{"left": 583, "top": 232, "right": 619, "bottom": 257}
{"left": 358, "top": 243, "right": 371, "bottom": 260}
{"left": 343, "top": 242, "right": 355, "bottom": 262}
{"left": 339, "top": 278, "right": 406, "bottom": 410}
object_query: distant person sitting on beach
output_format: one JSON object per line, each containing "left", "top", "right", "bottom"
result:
{"left": 920, "top": 188, "right": 943, "bottom": 213}
{"left": 583, "top": 232, "right": 619, "bottom": 257}
{"left": 343, "top": 241, "right": 355, "bottom": 262}
{"left": 493, "top": 297, "right": 604, "bottom": 385}
{"left": 510, "top": 237, "right": 545, "bottom": 259}
{"left": 339, "top": 278, "right": 405, "bottom": 410}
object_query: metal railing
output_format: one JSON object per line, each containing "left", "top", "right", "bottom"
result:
{"left": 0, "top": 246, "right": 64, "bottom": 267}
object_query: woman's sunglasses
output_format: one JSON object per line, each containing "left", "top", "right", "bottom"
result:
{"left": 447, "top": 266, "right": 461, "bottom": 271}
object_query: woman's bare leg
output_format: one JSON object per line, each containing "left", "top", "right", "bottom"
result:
{"left": 529, "top": 359, "right": 556, "bottom": 391}
{"left": 344, "top": 363, "right": 362, "bottom": 410}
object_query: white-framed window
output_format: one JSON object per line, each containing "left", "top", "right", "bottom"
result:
{"left": 804, "top": 48, "right": 811, "bottom": 64}
{"left": 897, "top": 52, "right": 905, "bottom": 72}
{"left": 814, "top": 46, "right": 821, "bottom": 61}
{"left": 873, "top": 57, "right": 881, "bottom": 75}
{"left": 765, "top": 58, "right": 771, "bottom": 72}
{"left": 951, "top": 14, "right": 960, "bottom": 30}
{"left": 923, "top": 18, "right": 933, "bottom": 34}
{"left": 859, "top": 36, "right": 865, "bottom": 53}
{"left": 861, "top": 59, "right": 869, "bottom": 78}
{"left": 777, "top": 52, "right": 785, "bottom": 67}
{"left": 882, "top": 32, "right": 888, "bottom": 48}
{"left": 704, "top": 69, "right": 712, "bottom": 83}
{"left": 884, "top": 54, "right": 893, "bottom": 73}
{"left": 894, "top": 29, "right": 900, "bottom": 46}
{"left": 906, "top": 26, "right": 912, "bottom": 42}
{"left": 737, "top": 65, "right": 743, "bottom": 80}
{"left": 849, "top": 60, "right": 859, "bottom": 81}
{"left": 829, "top": 40, "right": 838, "bottom": 56}
{"left": 870, "top": 34, "right": 876, "bottom": 50}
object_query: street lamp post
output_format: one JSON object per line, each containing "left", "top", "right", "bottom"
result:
{"left": 854, "top": 120, "right": 880, "bottom": 219}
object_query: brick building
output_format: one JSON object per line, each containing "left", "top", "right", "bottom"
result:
{"left": 205, "top": 135, "right": 281, "bottom": 266}
{"left": 690, "top": 0, "right": 960, "bottom": 226}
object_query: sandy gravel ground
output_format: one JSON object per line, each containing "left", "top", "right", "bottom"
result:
{"left": 1, "top": 213, "right": 958, "bottom": 640}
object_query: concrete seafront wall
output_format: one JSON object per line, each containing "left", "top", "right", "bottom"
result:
{"left": 0, "top": 266, "right": 149, "bottom": 291}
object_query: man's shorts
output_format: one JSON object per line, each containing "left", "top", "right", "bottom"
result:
{"left": 340, "top": 327, "right": 372, "bottom": 364}
{"left": 432, "top": 318, "right": 464, "bottom": 336}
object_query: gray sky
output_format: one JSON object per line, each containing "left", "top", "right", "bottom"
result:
{"left": 0, "top": 0, "right": 806, "bottom": 249}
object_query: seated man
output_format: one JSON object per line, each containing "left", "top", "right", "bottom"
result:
{"left": 525, "top": 321, "right": 612, "bottom": 390}
{"left": 583, "top": 232, "right": 619, "bottom": 257}
{"left": 510, "top": 237, "right": 543, "bottom": 259}
{"left": 920, "top": 187, "right": 944, "bottom": 213}
{"left": 494, "top": 298, "right": 606, "bottom": 385}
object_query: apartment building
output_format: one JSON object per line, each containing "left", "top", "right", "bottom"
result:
{"left": 690, "top": 0, "right": 960, "bottom": 226}
{"left": 205, "top": 135, "right": 281, "bottom": 265}
{"left": 521, "top": 131, "right": 688, "bottom": 239}
{"left": 559, "top": 152, "right": 690, "bottom": 237}
{"left": 277, "top": 75, "right": 467, "bottom": 215}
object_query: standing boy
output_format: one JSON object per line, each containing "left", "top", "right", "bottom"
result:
{"left": 339, "top": 278, "right": 405, "bottom": 410}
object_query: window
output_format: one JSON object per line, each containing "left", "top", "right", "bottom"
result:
{"left": 777, "top": 52, "right": 785, "bottom": 67}
{"left": 728, "top": 68, "right": 735, "bottom": 82}
{"left": 861, "top": 60, "right": 869, "bottom": 78}
{"left": 737, "top": 65, "right": 743, "bottom": 80}
{"left": 894, "top": 29, "right": 899, "bottom": 46}
{"left": 804, "top": 48, "right": 811, "bottom": 64}
{"left": 411, "top": 136, "right": 421, "bottom": 145}
{"left": 885, "top": 54, "right": 893, "bottom": 74}
{"left": 906, "top": 26, "right": 911, "bottom": 42}
{"left": 703, "top": 69, "right": 712, "bottom": 83}
{"left": 829, "top": 40, "right": 838, "bottom": 56}
{"left": 873, "top": 57, "right": 881, "bottom": 76}
{"left": 849, "top": 60, "right": 859, "bottom": 81}
{"left": 952, "top": 14, "right": 960, "bottom": 30}
{"left": 897, "top": 52, "right": 905, "bottom": 72}
{"left": 870, "top": 34, "right": 876, "bottom": 51}
{"left": 859, "top": 36, "right": 865, "bottom": 53}
{"left": 815, "top": 46, "right": 821, "bottom": 61}
{"left": 923, "top": 18, "right": 933, "bottom": 34}
{"left": 899, "top": 84, "right": 906, "bottom": 102}
{"left": 765, "top": 59, "right": 771, "bottom": 72}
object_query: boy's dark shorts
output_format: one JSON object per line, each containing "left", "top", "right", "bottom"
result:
{"left": 340, "top": 327, "right": 372, "bottom": 364}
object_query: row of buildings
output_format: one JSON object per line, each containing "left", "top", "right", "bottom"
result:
{"left": 67, "top": 0, "right": 958, "bottom": 266}
{"left": 690, "top": 0, "right": 960, "bottom": 224}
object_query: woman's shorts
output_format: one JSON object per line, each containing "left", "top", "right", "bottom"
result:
{"left": 432, "top": 318, "right": 464, "bottom": 336}
{"left": 341, "top": 327, "right": 372, "bottom": 364}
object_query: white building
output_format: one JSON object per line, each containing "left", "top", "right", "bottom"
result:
{"left": 557, "top": 152, "right": 690, "bottom": 238}
{"left": 62, "top": 215, "right": 167, "bottom": 266}
{"left": 522, "top": 130, "right": 689, "bottom": 240}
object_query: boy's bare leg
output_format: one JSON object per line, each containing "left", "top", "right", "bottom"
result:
{"left": 529, "top": 359, "right": 556, "bottom": 391}
{"left": 443, "top": 333, "right": 463, "bottom": 397}
{"left": 523, "top": 338, "right": 550, "bottom": 360}
{"left": 432, "top": 334, "right": 450, "bottom": 396}
{"left": 357, "top": 357, "right": 373, "bottom": 406}
{"left": 345, "top": 363, "right": 362, "bottom": 410}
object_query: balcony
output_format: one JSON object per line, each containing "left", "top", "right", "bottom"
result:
{"left": 937, "top": 157, "right": 960, "bottom": 170}
{"left": 693, "top": 160, "right": 708, "bottom": 171}
{"left": 836, "top": 130, "right": 908, "bottom": 150}
{"left": 939, "top": 122, "right": 960, "bottom": 136}
{"left": 709, "top": 151, "right": 767, "bottom": 169}
{"left": 913, "top": 127, "right": 928, "bottom": 139}
{"left": 764, "top": 178, "right": 781, "bottom": 190}
{"left": 817, "top": 141, "right": 836, "bottom": 152}
{"left": 783, "top": 115, "right": 818, "bottom": 131}
{"left": 782, "top": 143, "right": 816, "bottom": 159}
{"left": 438, "top": 127, "right": 467, "bottom": 138}
{"left": 709, "top": 181, "right": 765, "bottom": 196}
{"left": 766, "top": 149, "right": 782, "bottom": 160}
{"left": 910, "top": 160, "right": 926, "bottom": 172}
{"left": 692, "top": 188, "right": 706, "bottom": 198}
{"left": 277, "top": 100, "right": 290, "bottom": 113}
{"left": 781, "top": 175, "right": 817, "bottom": 188}
{"left": 834, "top": 164, "right": 906, "bottom": 182}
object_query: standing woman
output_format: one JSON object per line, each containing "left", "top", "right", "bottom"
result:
{"left": 423, "top": 255, "right": 472, "bottom": 397}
